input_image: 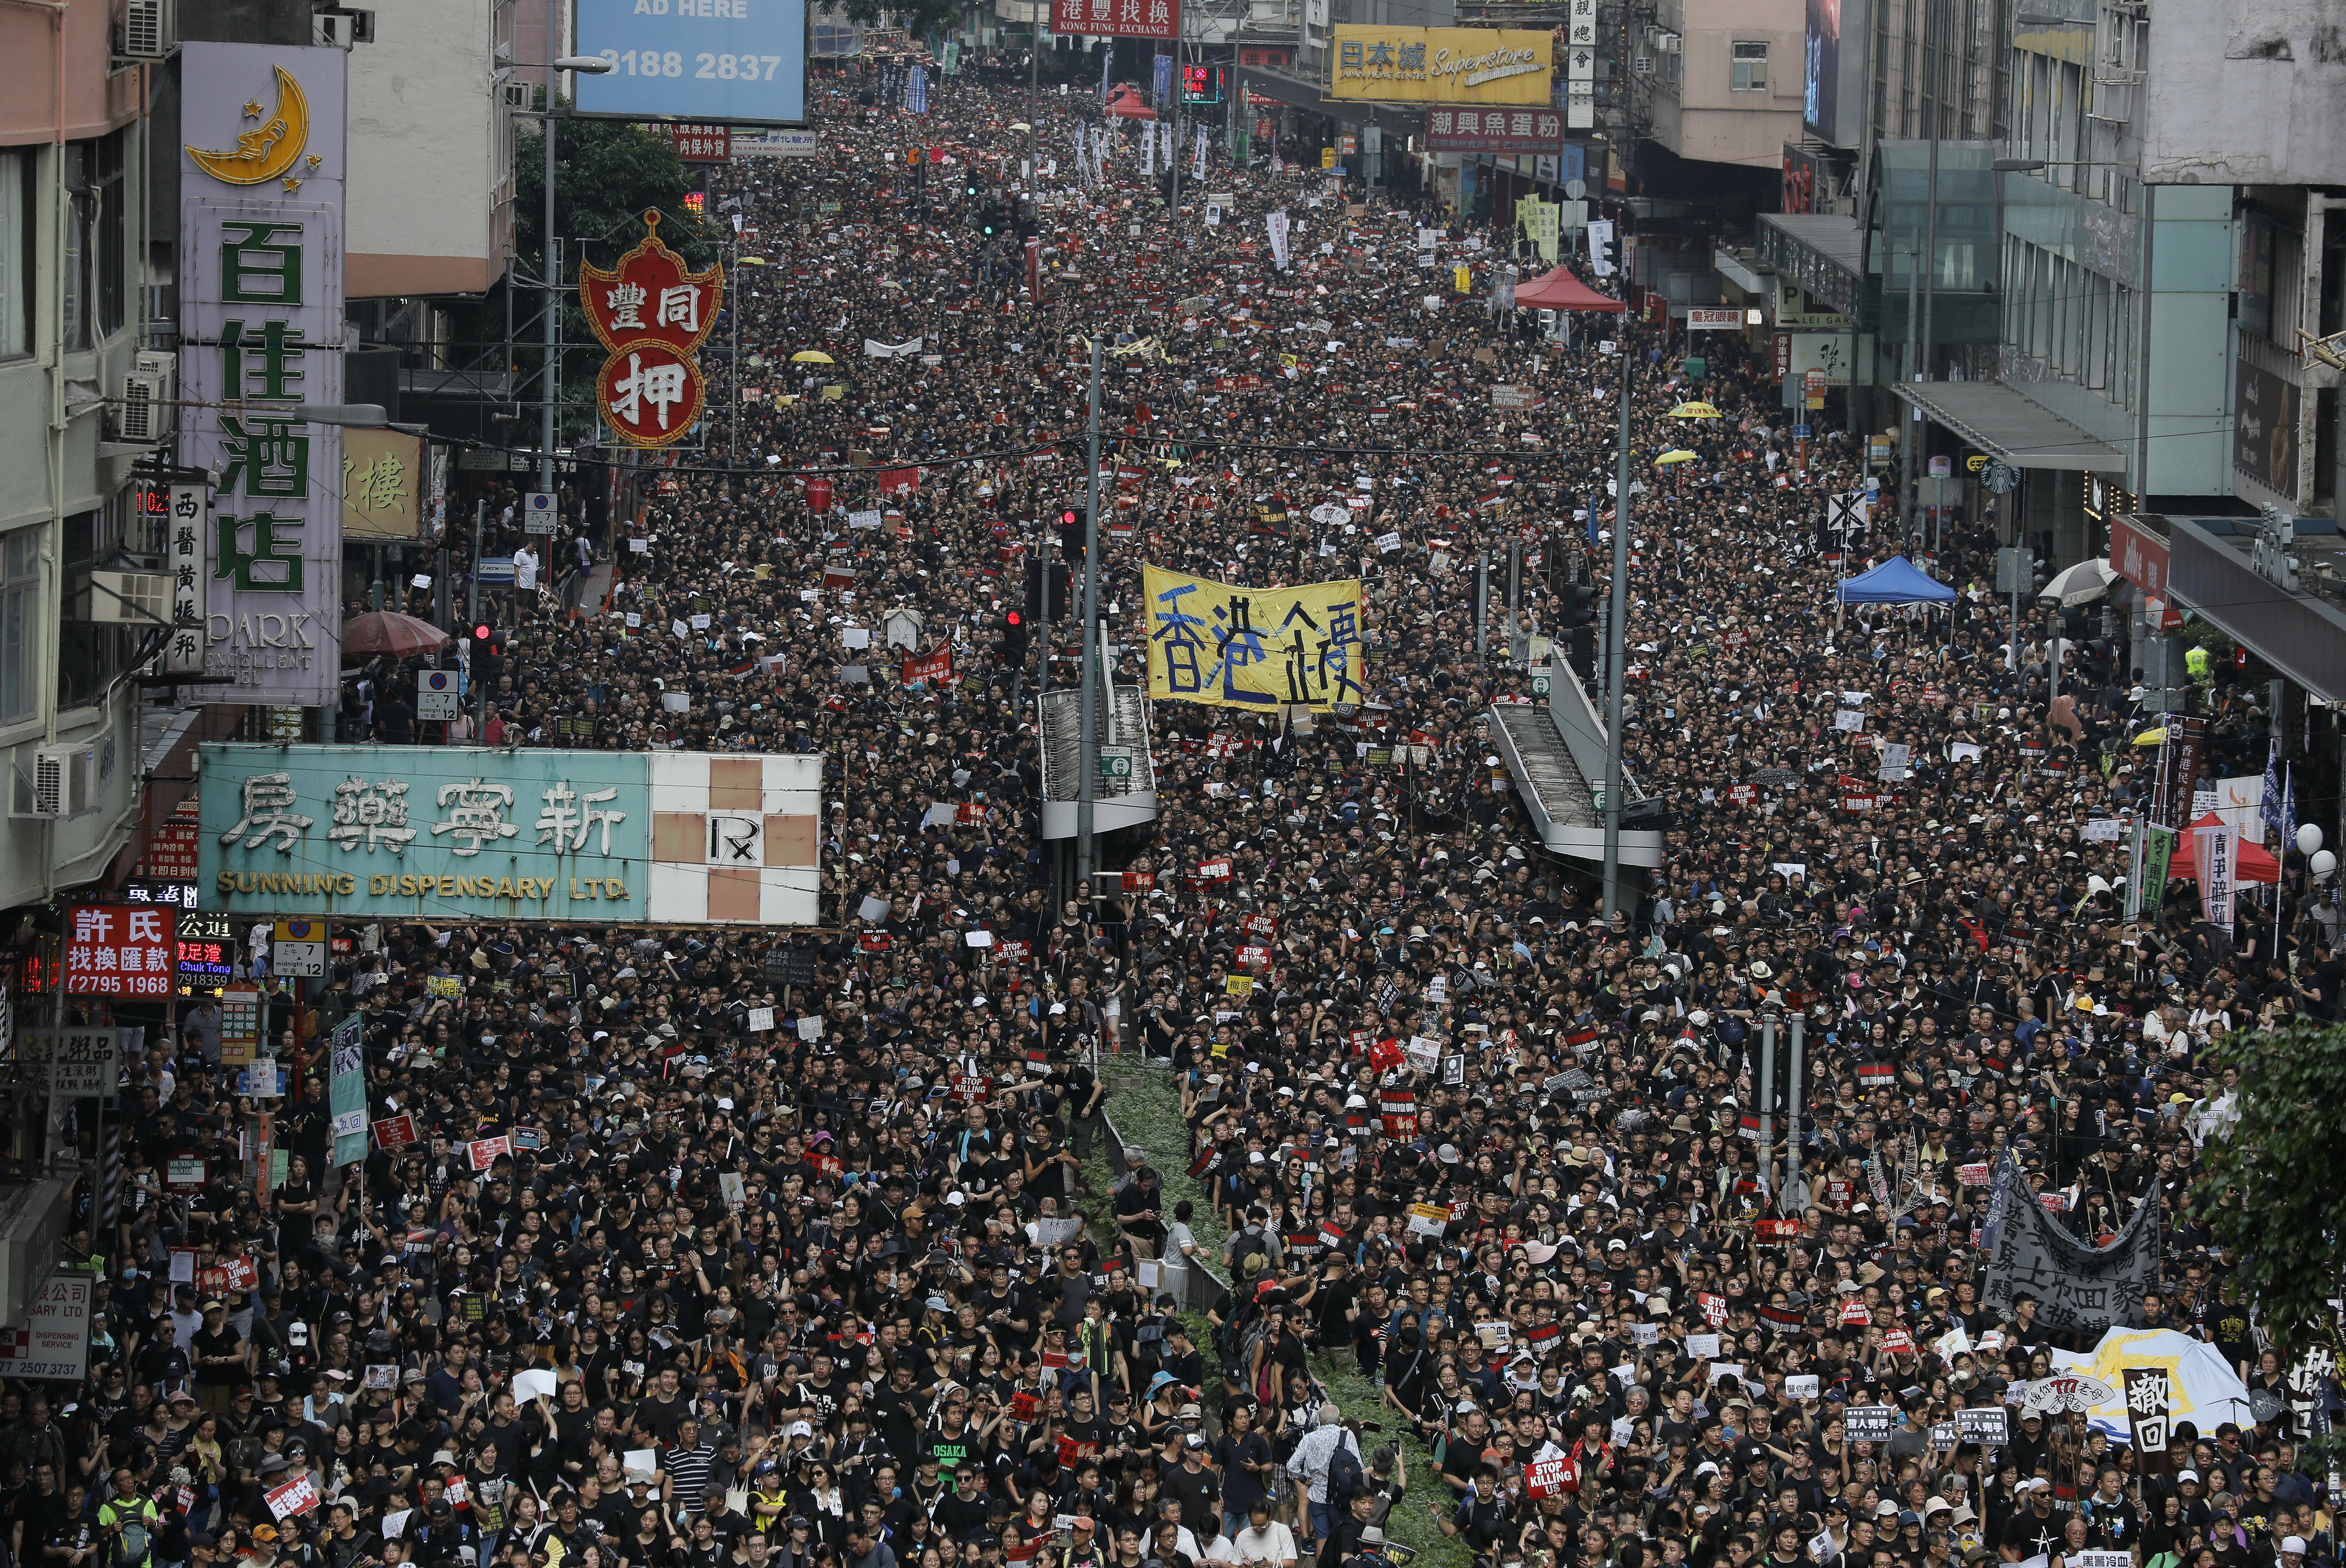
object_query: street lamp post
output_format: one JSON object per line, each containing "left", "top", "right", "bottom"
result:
{"left": 1076, "top": 338, "right": 1105, "bottom": 886}
{"left": 516, "top": 57, "right": 616, "bottom": 502}
{"left": 1599, "top": 333, "right": 1631, "bottom": 920}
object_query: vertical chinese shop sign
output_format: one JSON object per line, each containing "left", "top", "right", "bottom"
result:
{"left": 581, "top": 212, "right": 723, "bottom": 449}
{"left": 177, "top": 42, "right": 348, "bottom": 703}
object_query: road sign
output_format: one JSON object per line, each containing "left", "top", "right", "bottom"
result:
{"left": 1795, "top": 424, "right": 1812, "bottom": 439}
{"left": 274, "top": 918, "right": 327, "bottom": 979}
{"left": 1529, "top": 666, "right": 1553, "bottom": 696}
{"left": 1928, "top": 455, "right": 1952, "bottom": 478}
{"left": 476, "top": 557, "right": 517, "bottom": 586}
{"left": 416, "top": 669, "right": 461, "bottom": 723}
{"left": 523, "top": 492, "right": 557, "bottom": 535}
{"left": 1097, "top": 746, "right": 1135, "bottom": 781}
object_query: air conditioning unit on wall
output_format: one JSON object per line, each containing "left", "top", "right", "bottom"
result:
{"left": 120, "top": 0, "right": 176, "bottom": 61}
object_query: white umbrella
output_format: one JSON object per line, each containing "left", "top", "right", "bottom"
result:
{"left": 2037, "top": 556, "right": 2119, "bottom": 607}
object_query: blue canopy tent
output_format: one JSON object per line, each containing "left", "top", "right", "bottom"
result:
{"left": 1836, "top": 555, "right": 1957, "bottom": 604}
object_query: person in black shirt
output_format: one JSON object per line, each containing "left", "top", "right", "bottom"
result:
{"left": 1437, "top": 1468, "right": 1514, "bottom": 1553}
{"left": 2000, "top": 1483, "right": 2063, "bottom": 1564}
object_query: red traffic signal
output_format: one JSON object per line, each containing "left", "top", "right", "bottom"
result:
{"left": 473, "top": 624, "right": 492, "bottom": 642}
{"left": 1006, "top": 610, "right": 1022, "bottom": 626}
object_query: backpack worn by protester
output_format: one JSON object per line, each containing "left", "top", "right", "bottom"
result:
{"left": 1327, "top": 1433, "right": 1364, "bottom": 1503}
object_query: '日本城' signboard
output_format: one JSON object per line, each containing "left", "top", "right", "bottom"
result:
{"left": 176, "top": 43, "right": 349, "bottom": 703}
{"left": 199, "top": 744, "right": 820, "bottom": 925}
{"left": 1328, "top": 27, "right": 1552, "bottom": 104}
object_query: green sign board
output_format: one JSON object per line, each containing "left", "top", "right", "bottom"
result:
{"left": 198, "top": 744, "right": 824, "bottom": 925}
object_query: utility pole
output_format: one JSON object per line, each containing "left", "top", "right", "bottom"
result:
{"left": 1600, "top": 338, "right": 1633, "bottom": 921}
{"left": 1783, "top": 1012, "right": 1806, "bottom": 1210}
{"left": 1903, "top": 238, "right": 1922, "bottom": 545}
{"left": 1474, "top": 550, "right": 1489, "bottom": 667}
{"left": 1916, "top": 0, "right": 1941, "bottom": 550}
{"left": 1075, "top": 339, "right": 1105, "bottom": 886}
{"left": 1757, "top": 1011, "right": 1778, "bottom": 1192}
{"left": 1028, "top": 18, "right": 1041, "bottom": 188}
{"left": 542, "top": 107, "right": 559, "bottom": 501}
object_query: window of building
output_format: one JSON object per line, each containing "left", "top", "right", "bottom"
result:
{"left": 0, "top": 150, "right": 29, "bottom": 358}
{"left": 59, "top": 498, "right": 132, "bottom": 712}
{"left": 0, "top": 530, "right": 39, "bottom": 727}
{"left": 60, "top": 133, "right": 125, "bottom": 354}
{"left": 1732, "top": 41, "right": 1768, "bottom": 91}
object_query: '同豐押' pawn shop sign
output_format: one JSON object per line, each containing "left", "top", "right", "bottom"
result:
{"left": 197, "top": 745, "right": 823, "bottom": 926}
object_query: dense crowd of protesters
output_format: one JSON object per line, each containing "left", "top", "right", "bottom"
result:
{"left": 48, "top": 60, "right": 2346, "bottom": 1568}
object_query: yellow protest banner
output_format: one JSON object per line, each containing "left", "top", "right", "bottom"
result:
{"left": 1518, "top": 198, "right": 1559, "bottom": 265}
{"left": 1142, "top": 564, "right": 1365, "bottom": 711}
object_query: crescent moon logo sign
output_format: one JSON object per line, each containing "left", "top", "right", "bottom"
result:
{"left": 186, "top": 65, "right": 311, "bottom": 186}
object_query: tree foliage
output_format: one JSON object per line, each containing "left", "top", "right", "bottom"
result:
{"left": 2190, "top": 1018, "right": 2346, "bottom": 1354}
{"left": 835, "top": 0, "right": 968, "bottom": 49}
{"left": 448, "top": 97, "right": 719, "bottom": 442}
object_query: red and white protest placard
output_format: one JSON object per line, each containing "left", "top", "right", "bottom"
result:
{"left": 373, "top": 1114, "right": 419, "bottom": 1150}
{"left": 467, "top": 1136, "right": 513, "bottom": 1172}
{"left": 1526, "top": 1457, "right": 1579, "bottom": 1497}
{"left": 902, "top": 648, "right": 953, "bottom": 686}
{"left": 264, "top": 1473, "right": 320, "bottom": 1522}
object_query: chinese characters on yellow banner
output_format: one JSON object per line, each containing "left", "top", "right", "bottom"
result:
{"left": 1142, "top": 565, "right": 1364, "bottom": 711}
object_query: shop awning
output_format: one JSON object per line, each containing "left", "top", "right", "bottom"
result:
{"left": 1756, "top": 212, "right": 1865, "bottom": 318}
{"left": 1892, "top": 380, "right": 2126, "bottom": 472}
{"left": 1514, "top": 267, "right": 1627, "bottom": 312}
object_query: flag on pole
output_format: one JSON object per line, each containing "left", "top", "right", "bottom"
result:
{"left": 1192, "top": 126, "right": 1208, "bottom": 180}
{"left": 1143, "top": 119, "right": 1156, "bottom": 177}
{"left": 904, "top": 66, "right": 928, "bottom": 114}
{"left": 1101, "top": 44, "right": 1113, "bottom": 102}
{"left": 2261, "top": 741, "right": 2285, "bottom": 841}
{"left": 1265, "top": 209, "right": 1290, "bottom": 271}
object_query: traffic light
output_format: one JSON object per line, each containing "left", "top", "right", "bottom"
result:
{"left": 999, "top": 610, "right": 1029, "bottom": 664}
{"left": 1555, "top": 587, "right": 1597, "bottom": 680}
{"left": 472, "top": 623, "right": 504, "bottom": 685}
{"left": 1058, "top": 507, "right": 1088, "bottom": 563}
{"left": 1024, "top": 556, "right": 1074, "bottom": 622}
{"left": 980, "top": 200, "right": 1005, "bottom": 237}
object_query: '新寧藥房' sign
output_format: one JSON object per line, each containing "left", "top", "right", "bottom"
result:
{"left": 198, "top": 745, "right": 822, "bottom": 925}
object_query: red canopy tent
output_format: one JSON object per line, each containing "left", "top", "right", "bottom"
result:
{"left": 2167, "top": 812, "right": 2281, "bottom": 884}
{"left": 1104, "top": 85, "right": 1156, "bottom": 119}
{"left": 1513, "top": 266, "right": 1627, "bottom": 312}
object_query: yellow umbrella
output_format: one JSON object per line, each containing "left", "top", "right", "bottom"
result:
{"left": 1008, "top": 121, "right": 1033, "bottom": 132}
{"left": 737, "top": 256, "right": 769, "bottom": 266}
{"left": 2132, "top": 728, "right": 2169, "bottom": 746}
{"left": 1653, "top": 449, "right": 1698, "bottom": 466}
{"left": 791, "top": 350, "right": 835, "bottom": 363}
{"left": 1668, "top": 400, "right": 1721, "bottom": 418}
